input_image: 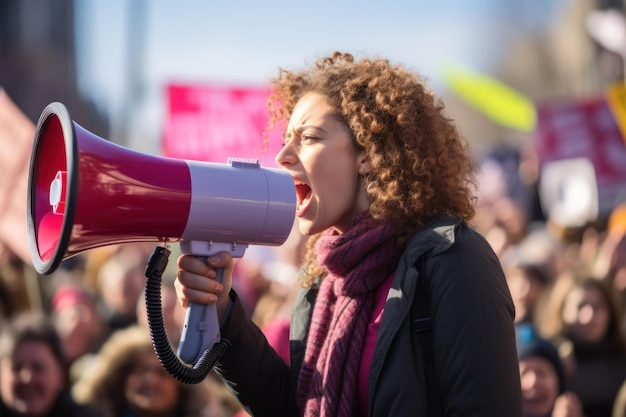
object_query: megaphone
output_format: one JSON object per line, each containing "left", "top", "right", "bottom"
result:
{"left": 27, "top": 102, "right": 296, "bottom": 379}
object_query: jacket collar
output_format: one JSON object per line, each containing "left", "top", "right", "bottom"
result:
{"left": 401, "top": 216, "right": 463, "bottom": 265}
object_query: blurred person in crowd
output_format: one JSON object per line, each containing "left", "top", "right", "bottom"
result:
{"left": 539, "top": 274, "right": 626, "bottom": 417}
{"left": 50, "top": 282, "right": 110, "bottom": 383}
{"left": 516, "top": 323, "right": 584, "bottom": 417}
{"left": 607, "top": 233, "right": 626, "bottom": 305}
{"left": 592, "top": 204, "right": 626, "bottom": 324}
{"left": 72, "top": 325, "right": 235, "bottom": 417}
{"left": 0, "top": 256, "right": 34, "bottom": 314}
{"left": 504, "top": 258, "right": 550, "bottom": 325}
{"left": 0, "top": 311, "right": 104, "bottom": 417}
{"left": 250, "top": 225, "right": 307, "bottom": 365}
{"left": 175, "top": 51, "right": 522, "bottom": 416}
{"left": 0, "top": 277, "right": 14, "bottom": 321}
{"left": 516, "top": 224, "right": 567, "bottom": 285}
{"left": 229, "top": 252, "right": 272, "bottom": 318}
{"left": 93, "top": 244, "right": 151, "bottom": 331}
{"left": 249, "top": 262, "right": 300, "bottom": 365}
{"left": 614, "top": 379, "right": 626, "bottom": 417}
{"left": 472, "top": 144, "right": 531, "bottom": 258}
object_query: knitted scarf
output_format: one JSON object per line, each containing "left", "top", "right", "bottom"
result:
{"left": 297, "top": 211, "right": 400, "bottom": 417}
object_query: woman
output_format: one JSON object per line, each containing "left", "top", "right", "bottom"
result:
{"left": 175, "top": 51, "right": 523, "bottom": 417}
{"left": 0, "top": 311, "right": 103, "bottom": 417}
{"left": 539, "top": 274, "right": 626, "bottom": 417}
{"left": 72, "top": 325, "right": 234, "bottom": 417}
{"left": 505, "top": 260, "right": 550, "bottom": 325}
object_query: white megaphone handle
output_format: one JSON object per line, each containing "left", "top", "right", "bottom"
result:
{"left": 177, "top": 266, "right": 223, "bottom": 365}
{"left": 176, "top": 240, "right": 247, "bottom": 366}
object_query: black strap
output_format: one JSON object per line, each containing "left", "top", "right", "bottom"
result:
{"left": 412, "top": 256, "right": 442, "bottom": 417}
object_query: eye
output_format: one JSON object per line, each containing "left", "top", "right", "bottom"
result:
{"left": 302, "top": 134, "right": 319, "bottom": 142}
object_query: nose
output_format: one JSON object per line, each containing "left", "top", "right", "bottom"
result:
{"left": 17, "top": 367, "right": 33, "bottom": 383}
{"left": 510, "top": 277, "right": 531, "bottom": 300}
{"left": 578, "top": 304, "right": 594, "bottom": 325}
{"left": 521, "top": 370, "right": 538, "bottom": 391}
{"left": 275, "top": 141, "right": 297, "bottom": 168}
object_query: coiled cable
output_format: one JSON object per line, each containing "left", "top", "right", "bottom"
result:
{"left": 144, "top": 245, "right": 231, "bottom": 384}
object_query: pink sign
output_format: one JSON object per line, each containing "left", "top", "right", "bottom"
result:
{"left": 163, "top": 84, "right": 283, "bottom": 168}
{"left": 534, "top": 95, "right": 626, "bottom": 214}
{"left": 0, "top": 90, "right": 35, "bottom": 264}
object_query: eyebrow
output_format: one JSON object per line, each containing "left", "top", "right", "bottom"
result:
{"left": 284, "top": 124, "right": 323, "bottom": 141}
{"left": 294, "top": 124, "right": 327, "bottom": 134}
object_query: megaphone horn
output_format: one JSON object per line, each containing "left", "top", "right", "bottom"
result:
{"left": 28, "top": 102, "right": 296, "bottom": 274}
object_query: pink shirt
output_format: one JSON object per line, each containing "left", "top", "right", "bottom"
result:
{"left": 358, "top": 274, "right": 394, "bottom": 416}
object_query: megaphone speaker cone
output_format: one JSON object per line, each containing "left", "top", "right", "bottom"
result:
{"left": 28, "top": 103, "right": 77, "bottom": 274}
{"left": 28, "top": 103, "right": 193, "bottom": 274}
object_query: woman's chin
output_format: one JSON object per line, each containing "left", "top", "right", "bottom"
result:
{"left": 296, "top": 218, "right": 314, "bottom": 236}
{"left": 296, "top": 216, "right": 326, "bottom": 237}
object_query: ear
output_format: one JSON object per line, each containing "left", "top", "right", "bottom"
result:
{"left": 357, "top": 152, "right": 372, "bottom": 176}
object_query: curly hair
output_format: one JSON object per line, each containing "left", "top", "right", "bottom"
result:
{"left": 72, "top": 326, "right": 207, "bottom": 417}
{"left": 267, "top": 52, "right": 477, "bottom": 286}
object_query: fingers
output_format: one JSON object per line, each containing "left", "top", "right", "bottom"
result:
{"left": 174, "top": 273, "right": 220, "bottom": 307}
{"left": 552, "top": 392, "right": 584, "bottom": 417}
{"left": 174, "top": 252, "right": 233, "bottom": 308}
{"left": 177, "top": 254, "right": 221, "bottom": 279}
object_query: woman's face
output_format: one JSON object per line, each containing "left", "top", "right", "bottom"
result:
{"left": 519, "top": 357, "right": 560, "bottom": 417}
{"left": 562, "top": 285, "right": 610, "bottom": 343}
{"left": 506, "top": 267, "right": 544, "bottom": 323}
{"left": 275, "top": 93, "right": 370, "bottom": 235}
{"left": 0, "top": 340, "right": 65, "bottom": 417}
{"left": 124, "top": 350, "right": 179, "bottom": 415}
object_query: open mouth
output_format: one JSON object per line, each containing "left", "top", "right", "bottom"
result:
{"left": 295, "top": 181, "right": 312, "bottom": 213}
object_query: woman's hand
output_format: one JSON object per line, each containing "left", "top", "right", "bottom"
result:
{"left": 174, "top": 251, "right": 234, "bottom": 322}
{"left": 552, "top": 392, "right": 584, "bottom": 417}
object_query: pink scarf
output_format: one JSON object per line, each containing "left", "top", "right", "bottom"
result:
{"left": 297, "top": 211, "right": 400, "bottom": 417}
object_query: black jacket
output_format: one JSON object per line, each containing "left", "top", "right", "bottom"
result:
{"left": 218, "top": 216, "right": 524, "bottom": 416}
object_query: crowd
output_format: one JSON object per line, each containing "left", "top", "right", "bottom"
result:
{"left": 1, "top": 149, "right": 626, "bottom": 417}
{"left": 1, "top": 59, "right": 626, "bottom": 417}
{"left": 0, "top": 242, "right": 244, "bottom": 417}
{"left": 474, "top": 144, "right": 626, "bottom": 417}
{"left": 1, "top": 155, "right": 625, "bottom": 417}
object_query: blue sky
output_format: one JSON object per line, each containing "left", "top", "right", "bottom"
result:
{"left": 73, "top": 0, "right": 565, "bottom": 150}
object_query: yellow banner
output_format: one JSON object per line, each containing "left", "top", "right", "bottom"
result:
{"left": 606, "top": 81, "right": 626, "bottom": 144}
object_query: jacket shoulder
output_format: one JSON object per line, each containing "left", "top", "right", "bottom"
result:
{"left": 402, "top": 216, "right": 483, "bottom": 263}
